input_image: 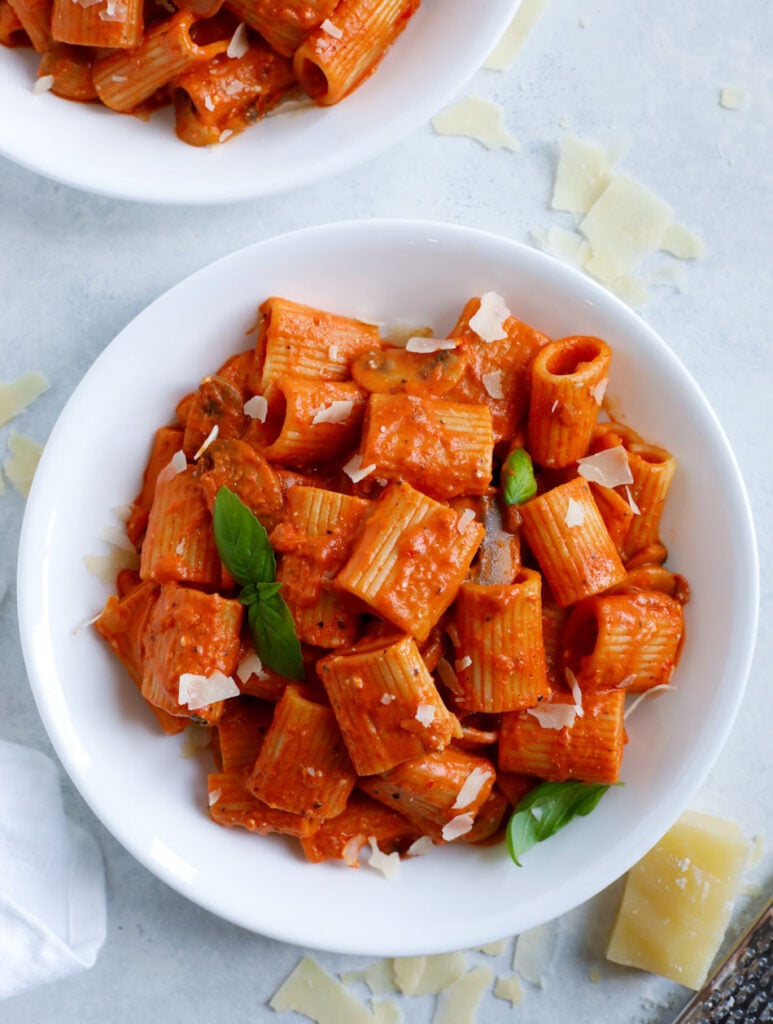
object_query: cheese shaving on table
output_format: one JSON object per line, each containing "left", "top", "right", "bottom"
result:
{"left": 0, "top": 371, "right": 49, "bottom": 427}
{"left": 312, "top": 400, "right": 353, "bottom": 425}
{"left": 624, "top": 684, "right": 674, "bottom": 720}
{"left": 343, "top": 453, "right": 376, "bottom": 483}
{"left": 468, "top": 291, "right": 510, "bottom": 342}
{"left": 478, "top": 938, "right": 508, "bottom": 956}
{"left": 513, "top": 918, "right": 559, "bottom": 987}
{"left": 433, "top": 964, "right": 493, "bottom": 1024}
{"left": 483, "top": 0, "right": 550, "bottom": 71}
{"left": 32, "top": 75, "right": 55, "bottom": 95}
{"left": 341, "top": 959, "right": 397, "bottom": 996}
{"left": 178, "top": 670, "right": 239, "bottom": 710}
{"left": 405, "top": 336, "right": 457, "bottom": 353}
{"left": 494, "top": 974, "right": 525, "bottom": 1005}
{"left": 393, "top": 953, "right": 467, "bottom": 996}
{"left": 193, "top": 425, "right": 218, "bottom": 460}
{"left": 320, "top": 17, "right": 343, "bottom": 38}
{"left": 441, "top": 813, "right": 474, "bottom": 841}
{"left": 415, "top": 703, "right": 436, "bottom": 727}
{"left": 577, "top": 446, "right": 633, "bottom": 488}
{"left": 270, "top": 957, "right": 378, "bottom": 1024}
{"left": 235, "top": 652, "right": 266, "bottom": 682}
{"left": 452, "top": 767, "right": 492, "bottom": 809}
{"left": 432, "top": 95, "right": 520, "bottom": 153}
{"left": 534, "top": 225, "right": 592, "bottom": 267}
{"left": 564, "top": 497, "right": 585, "bottom": 527}
{"left": 243, "top": 395, "right": 268, "bottom": 421}
{"left": 719, "top": 86, "right": 746, "bottom": 110}
{"left": 661, "top": 223, "right": 706, "bottom": 259}
{"left": 482, "top": 370, "right": 504, "bottom": 399}
{"left": 3, "top": 432, "right": 43, "bottom": 498}
{"left": 371, "top": 1001, "right": 401, "bottom": 1024}
{"left": 226, "top": 22, "right": 249, "bottom": 58}
{"left": 552, "top": 135, "right": 615, "bottom": 214}
{"left": 366, "top": 837, "right": 400, "bottom": 880}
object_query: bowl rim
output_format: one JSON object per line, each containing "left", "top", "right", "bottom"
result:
{"left": 0, "top": 2, "right": 521, "bottom": 204}
{"left": 17, "top": 219, "right": 760, "bottom": 954}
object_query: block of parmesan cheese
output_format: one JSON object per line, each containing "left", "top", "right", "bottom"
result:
{"left": 606, "top": 810, "right": 749, "bottom": 990}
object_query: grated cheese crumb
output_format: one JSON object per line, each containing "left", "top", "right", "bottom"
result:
{"left": 203, "top": 94, "right": 215, "bottom": 112}
{"left": 380, "top": 693, "right": 396, "bottom": 705}
{"left": 564, "top": 497, "right": 586, "bottom": 528}
{"left": 456, "top": 508, "right": 476, "bottom": 534}
{"left": 452, "top": 767, "right": 492, "bottom": 810}
{"left": 219, "top": 129, "right": 234, "bottom": 143}
{"left": 455, "top": 655, "right": 472, "bottom": 671}
{"left": 415, "top": 703, "right": 436, "bottom": 727}
{"left": 719, "top": 86, "right": 746, "bottom": 110}
{"left": 432, "top": 95, "right": 520, "bottom": 153}
{"left": 482, "top": 370, "right": 504, "bottom": 399}
{"left": 99, "top": 1, "right": 127, "bottom": 22}
{"left": 405, "top": 336, "right": 457, "bottom": 354}
{"left": 226, "top": 21, "right": 249, "bottom": 59}
{"left": 0, "top": 371, "right": 48, "bottom": 426}
{"left": 33, "top": 74, "right": 55, "bottom": 95}
{"left": 343, "top": 453, "right": 376, "bottom": 483}
{"left": 320, "top": 17, "right": 343, "bottom": 39}
{"left": 208, "top": 788, "right": 221, "bottom": 806}
{"left": 312, "top": 400, "right": 353, "bottom": 425}
{"left": 577, "top": 446, "right": 633, "bottom": 488}
{"left": 441, "top": 813, "right": 475, "bottom": 842}
{"left": 193, "top": 424, "right": 218, "bottom": 460}
{"left": 243, "top": 395, "right": 268, "bottom": 422}
{"left": 468, "top": 291, "right": 510, "bottom": 342}
{"left": 225, "top": 80, "right": 243, "bottom": 96}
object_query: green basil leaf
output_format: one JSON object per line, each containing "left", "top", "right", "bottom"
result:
{"left": 213, "top": 486, "right": 275, "bottom": 587}
{"left": 502, "top": 448, "right": 537, "bottom": 506}
{"left": 506, "top": 780, "right": 614, "bottom": 866}
{"left": 256, "top": 581, "right": 283, "bottom": 600}
{"left": 248, "top": 590, "right": 305, "bottom": 681}
{"left": 239, "top": 583, "right": 259, "bottom": 607}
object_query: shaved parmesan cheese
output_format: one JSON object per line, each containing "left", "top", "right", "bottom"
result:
{"left": 203, "top": 94, "right": 215, "bottom": 112}
{"left": 514, "top": 918, "right": 558, "bottom": 987}
{"left": 441, "top": 813, "right": 475, "bottom": 842}
{"left": 446, "top": 624, "right": 460, "bottom": 647}
{"left": 590, "top": 377, "right": 608, "bottom": 405}
{"left": 564, "top": 497, "right": 585, "bottom": 527}
{"left": 178, "top": 670, "right": 239, "bottom": 710}
{"left": 83, "top": 548, "right": 139, "bottom": 583}
{"left": 225, "top": 80, "right": 243, "bottom": 96}
{"left": 342, "top": 959, "right": 396, "bottom": 996}
{"left": 99, "top": 525, "right": 136, "bottom": 552}
{"left": 320, "top": 17, "right": 343, "bottom": 38}
{"left": 482, "top": 370, "right": 504, "bottom": 399}
{"left": 270, "top": 957, "right": 377, "bottom": 1024}
{"left": 208, "top": 788, "right": 221, "bottom": 806}
{"left": 565, "top": 668, "right": 584, "bottom": 719}
{"left": 415, "top": 703, "right": 436, "bottom": 727}
{"left": 478, "top": 938, "right": 508, "bottom": 956}
{"left": 367, "top": 837, "right": 400, "bottom": 881}
{"left": 433, "top": 965, "right": 493, "bottom": 1024}
{"left": 494, "top": 974, "right": 525, "bottom": 1005}
{"left": 624, "top": 684, "right": 673, "bottom": 720}
{"left": 455, "top": 655, "right": 472, "bottom": 671}
{"left": 719, "top": 86, "right": 746, "bottom": 110}
{"left": 371, "top": 1001, "right": 401, "bottom": 1024}
{"left": 236, "top": 652, "right": 266, "bottom": 682}
{"left": 394, "top": 953, "right": 467, "bottom": 996}
{"left": 527, "top": 702, "right": 577, "bottom": 730}
{"left": 99, "top": 1, "right": 127, "bottom": 22}
{"left": 483, "top": 0, "right": 549, "bottom": 71}
{"left": 243, "top": 395, "right": 268, "bottom": 422}
{"left": 380, "top": 693, "right": 396, "bottom": 705}
{"left": 157, "top": 449, "right": 187, "bottom": 485}
{"left": 647, "top": 262, "right": 689, "bottom": 291}
{"left": 180, "top": 723, "right": 212, "bottom": 758}
{"left": 3, "top": 432, "right": 43, "bottom": 497}
{"left": 432, "top": 95, "right": 520, "bottom": 153}
{"left": 625, "top": 485, "right": 641, "bottom": 514}
{"left": 227, "top": 22, "right": 248, "bottom": 58}
{"left": 111, "top": 503, "right": 132, "bottom": 522}
{"left": 343, "top": 454, "right": 376, "bottom": 483}
{"left": 452, "top": 767, "right": 492, "bottom": 809}
{"left": 468, "top": 291, "right": 510, "bottom": 342}
{"left": 552, "top": 135, "right": 615, "bottom": 214}
{"left": 580, "top": 173, "right": 674, "bottom": 280}
{"left": 407, "top": 836, "right": 434, "bottom": 857}
{"left": 661, "top": 223, "right": 706, "bottom": 260}
{"left": 457, "top": 508, "right": 476, "bottom": 534}
{"left": 193, "top": 424, "right": 218, "bottom": 460}
{"left": 33, "top": 74, "right": 55, "bottom": 95}
{"left": 405, "top": 336, "right": 457, "bottom": 353}
{"left": 536, "top": 225, "right": 592, "bottom": 267}
{"left": 436, "top": 658, "right": 460, "bottom": 693}
{"left": 577, "top": 447, "right": 633, "bottom": 488}
{"left": 0, "top": 371, "right": 48, "bottom": 427}
{"left": 219, "top": 129, "right": 234, "bottom": 143}
{"left": 609, "top": 274, "right": 651, "bottom": 309}
{"left": 312, "top": 400, "right": 353, "bottom": 425}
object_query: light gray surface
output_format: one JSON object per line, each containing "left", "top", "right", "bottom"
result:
{"left": 1, "top": 0, "right": 771, "bottom": 1020}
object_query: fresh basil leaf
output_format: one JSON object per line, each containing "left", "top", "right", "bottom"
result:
{"left": 256, "top": 581, "right": 283, "bottom": 600}
{"left": 248, "top": 590, "right": 305, "bottom": 681}
{"left": 239, "top": 583, "right": 259, "bottom": 607}
{"left": 502, "top": 448, "right": 537, "bottom": 506}
{"left": 213, "top": 486, "right": 275, "bottom": 587}
{"left": 506, "top": 780, "right": 614, "bottom": 866}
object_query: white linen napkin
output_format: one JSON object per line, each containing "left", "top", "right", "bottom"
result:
{"left": 0, "top": 740, "right": 107, "bottom": 999}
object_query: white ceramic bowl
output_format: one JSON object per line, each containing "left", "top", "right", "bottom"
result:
{"left": 0, "top": 1, "right": 519, "bottom": 203}
{"left": 17, "top": 220, "right": 758, "bottom": 956}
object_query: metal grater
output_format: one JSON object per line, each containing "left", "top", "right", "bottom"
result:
{"left": 671, "top": 896, "right": 772, "bottom": 1023}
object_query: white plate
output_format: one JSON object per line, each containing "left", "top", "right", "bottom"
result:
{"left": 18, "top": 220, "right": 758, "bottom": 955}
{"left": 0, "top": 1, "right": 519, "bottom": 203}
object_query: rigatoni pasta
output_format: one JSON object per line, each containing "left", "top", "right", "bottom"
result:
{"left": 95, "top": 287, "right": 690, "bottom": 872}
